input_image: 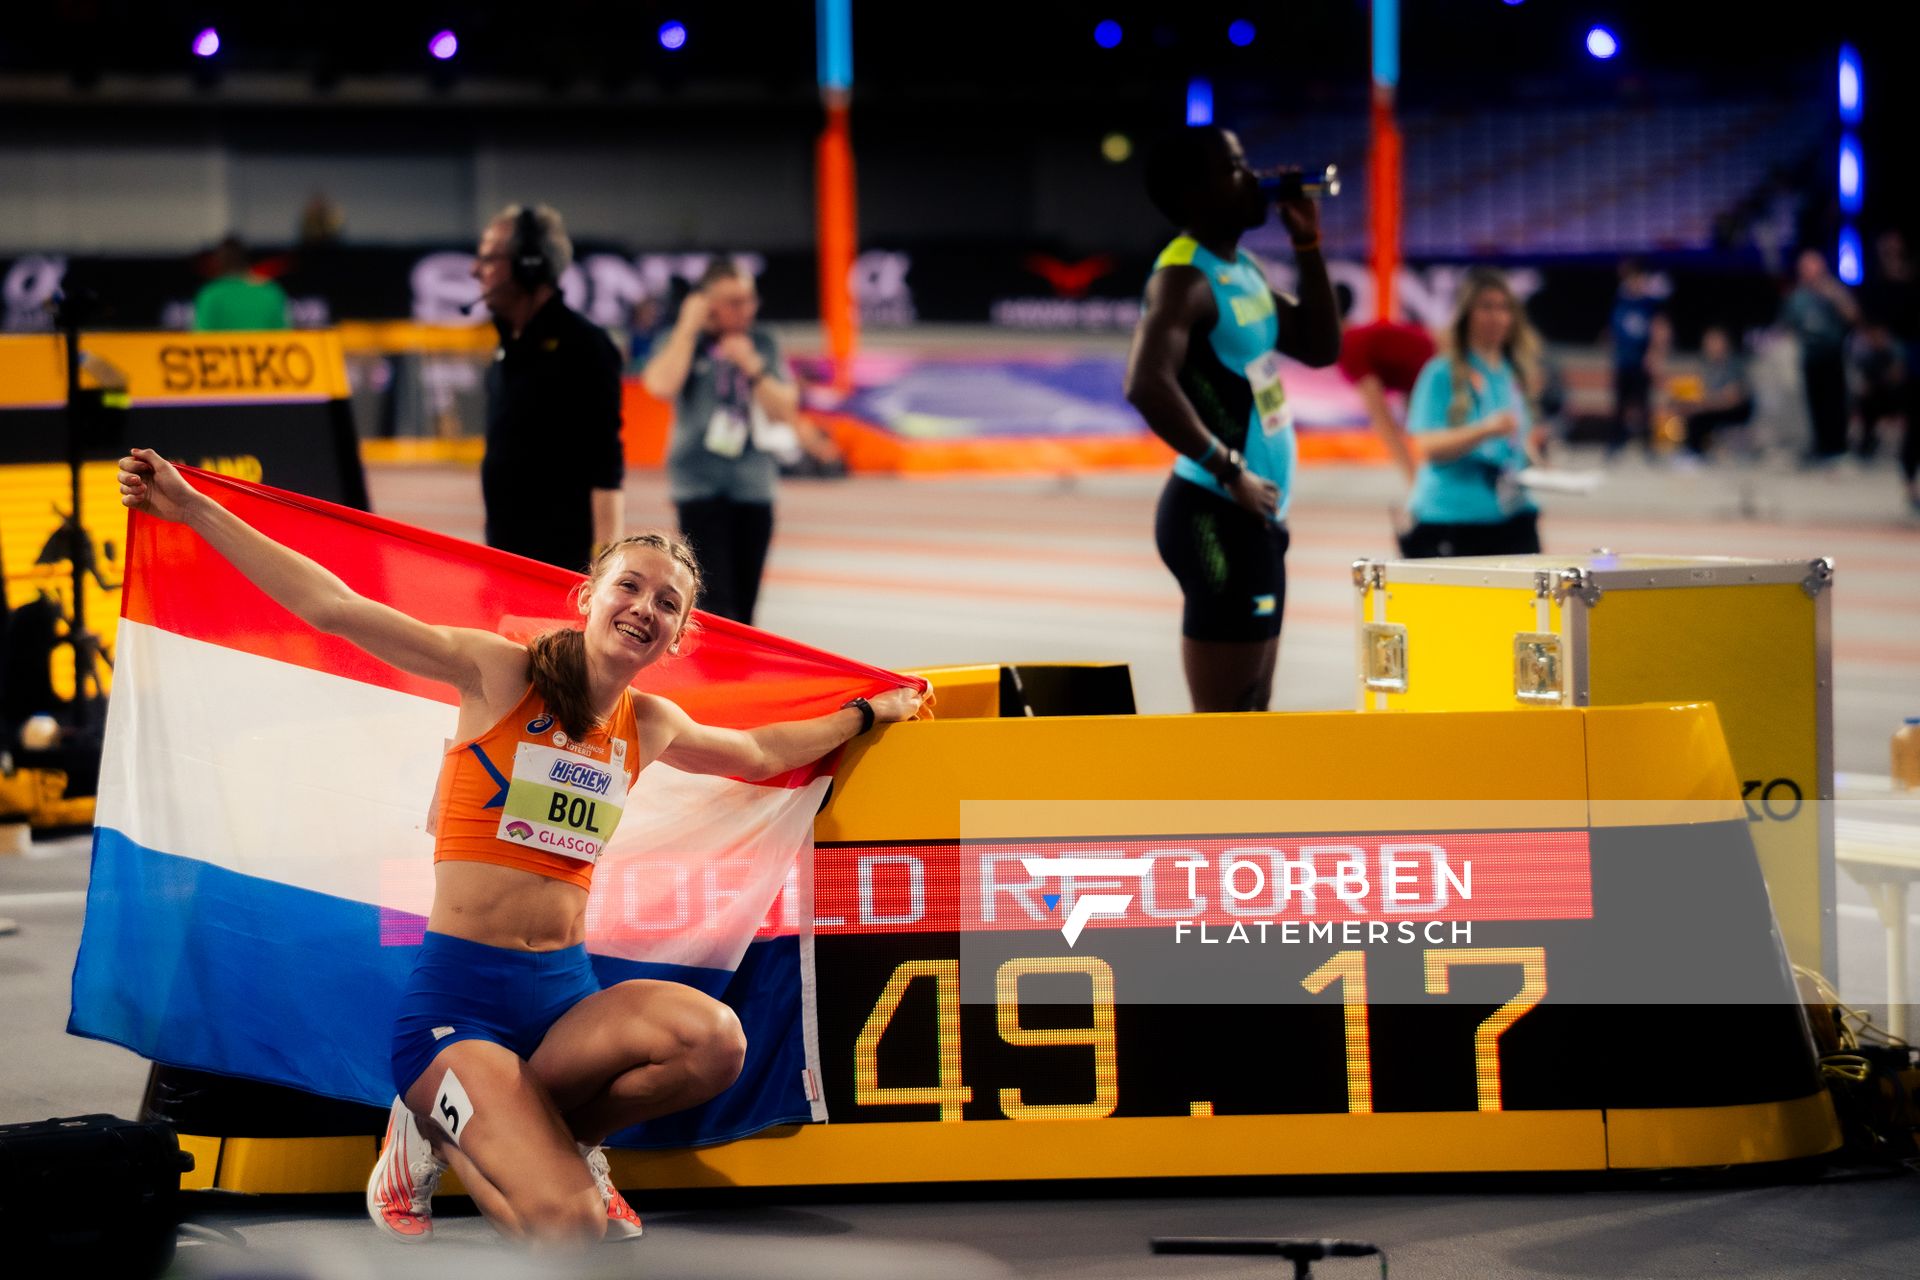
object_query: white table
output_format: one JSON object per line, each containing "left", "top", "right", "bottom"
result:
{"left": 1836, "top": 772, "right": 1920, "bottom": 1041}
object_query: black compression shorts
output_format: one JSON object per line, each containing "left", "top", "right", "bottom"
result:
{"left": 1153, "top": 474, "right": 1290, "bottom": 643}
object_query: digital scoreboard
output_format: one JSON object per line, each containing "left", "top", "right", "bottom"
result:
{"left": 143, "top": 701, "right": 1843, "bottom": 1191}
{"left": 811, "top": 824, "right": 1819, "bottom": 1130}
{"left": 703, "top": 702, "right": 1840, "bottom": 1184}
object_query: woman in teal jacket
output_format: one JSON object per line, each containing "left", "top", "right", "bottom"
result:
{"left": 1400, "top": 269, "right": 1549, "bottom": 558}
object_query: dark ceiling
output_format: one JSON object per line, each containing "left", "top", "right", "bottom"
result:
{"left": 7, "top": 1, "right": 1897, "bottom": 111}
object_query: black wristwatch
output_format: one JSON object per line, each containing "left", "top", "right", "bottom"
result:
{"left": 1206, "top": 446, "right": 1245, "bottom": 484}
{"left": 842, "top": 697, "right": 875, "bottom": 735}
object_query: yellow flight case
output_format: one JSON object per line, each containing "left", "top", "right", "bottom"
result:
{"left": 1350, "top": 552, "right": 1835, "bottom": 981}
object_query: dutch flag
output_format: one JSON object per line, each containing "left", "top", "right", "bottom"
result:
{"left": 69, "top": 467, "right": 909, "bottom": 1147}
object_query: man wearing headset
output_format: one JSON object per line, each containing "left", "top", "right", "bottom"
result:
{"left": 472, "top": 204, "right": 625, "bottom": 572}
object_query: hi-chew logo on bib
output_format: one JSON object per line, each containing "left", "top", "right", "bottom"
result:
{"left": 496, "top": 741, "right": 631, "bottom": 862}
{"left": 548, "top": 759, "right": 614, "bottom": 795}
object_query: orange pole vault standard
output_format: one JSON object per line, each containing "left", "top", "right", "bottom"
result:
{"left": 816, "top": 0, "right": 859, "bottom": 390}
{"left": 1369, "top": 0, "right": 1402, "bottom": 321}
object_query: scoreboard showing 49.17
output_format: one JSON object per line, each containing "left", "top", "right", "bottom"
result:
{"left": 811, "top": 824, "right": 1820, "bottom": 1136}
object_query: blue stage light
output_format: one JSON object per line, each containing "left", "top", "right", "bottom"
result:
{"left": 1586, "top": 27, "right": 1618, "bottom": 60}
{"left": 659, "top": 21, "right": 688, "bottom": 51}
{"left": 192, "top": 28, "right": 220, "bottom": 58}
{"left": 1838, "top": 227, "right": 1863, "bottom": 286}
{"left": 1839, "top": 134, "right": 1863, "bottom": 214}
{"left": 1186, "top": 79, "right": 1213, "bottom": 126}
{"left": 1838, "top": 45, "right": 1862, "bottom": 125}
{"left": 1094, "top": 20, "right": 1123, "bottom": 50}
{"left": 1228, "top": 20, "right": 1256, "bottom": 47}
{"left": 428, "top": 30, "right": 458, "bottom": 61}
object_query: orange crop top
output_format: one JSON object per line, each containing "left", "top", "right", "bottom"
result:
{"left": 431, "top": 683, "right": 643, "bottom": 891}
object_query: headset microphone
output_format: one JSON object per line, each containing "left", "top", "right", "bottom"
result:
{"left": 510, "top": 204, "right": 553, "bottom": 291}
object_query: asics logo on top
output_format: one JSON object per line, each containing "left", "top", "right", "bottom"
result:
{"left": 526, "top": 714, "right": 554, "bottom": 733}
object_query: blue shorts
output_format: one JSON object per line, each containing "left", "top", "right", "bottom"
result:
{"left": 389, "top": 931, "right": 603, "bottom": 1096}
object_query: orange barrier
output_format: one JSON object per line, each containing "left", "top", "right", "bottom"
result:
{"left": 807, "top": 409, "right": 1175, "bottom": 474}
{"left": 808, "top": 409, "right": 1387, "bottom": 474}
{"left": 621, "top": 379, "right": 673, "bottom": 467}
{"left": 334, "top": 321, "right": 496, "bottom": 356}
{"left": 623, "top": 381, "right": 1387, "bottom": 475}
{"left": 1300, "top": 429, "right": 1391, "bottom": 464}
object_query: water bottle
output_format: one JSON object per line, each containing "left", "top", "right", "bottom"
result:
{"left": 1895, "top": 717, "right": 1920, "bottom": 791}
{"left": 1258, "top": 165, "right": 1341, "bottom": 200}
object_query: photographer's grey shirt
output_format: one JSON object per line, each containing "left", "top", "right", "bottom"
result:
{"left": 660, "top": 326, "right": 789, "bottom": 505}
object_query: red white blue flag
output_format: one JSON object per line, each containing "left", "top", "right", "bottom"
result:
{"left": 70, "top": 466, "right": 913, "bottom": 1146}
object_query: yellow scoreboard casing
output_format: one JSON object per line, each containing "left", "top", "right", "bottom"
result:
{"left": 1350, "top": 554, "right": 1835, "bottom": 981}
{"left": 162, "top": 697, "right": 1840, "bottom": 1193}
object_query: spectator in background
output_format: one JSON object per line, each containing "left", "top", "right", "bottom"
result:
{"left": 1862, "top": 231, "right": 1919, "bottom": 342}
{"left": 1780, "top": 248, "right": 1859, "bottom": 463}
{"left": 1337, "top": 318, "right": 1437, "bottom": 482}
{"left": 642, "top": 259, "right": 803, "bottom": 626}
{"left": 298, "top": 191, "right": 344, "bottom": 248}
{"left": 291, "top": 191, "right": 346, "bottom": 327}
{"left": 1852, "top": 322, "right": 1906, "bottom": 462}
{"left": 1400, "top": 268, "right": 1547, "bottom": 558}
{"left": 624, "top": 296, "right": 669, "bottom": 375}
{"left": 472, "top": 203, "right": 625, "bottom": 572}
{"left": 1534, "top": 346, "right": 1569, "bottom": 443}
{"left": 1860, "top": 230, "right": 1918, "bottom": 508}
{"left": 1677, "top": 325, "right": 1754, "bottom": 461}
{"left": 193, "top": 236, "right": 289, "bottom": 332}
{"left": 1606, "top": 259, "right": 1669, "bottom": 457}
{"left": 1645, "top": 312, "right": 1676, "bottom": 448}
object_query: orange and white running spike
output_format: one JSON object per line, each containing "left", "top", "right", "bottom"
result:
{"left": 367, "top": 1096, "right": 448, "bottom": 1242}
{"left": 580, "top": 1144, "right": 645, "bottom": 1241}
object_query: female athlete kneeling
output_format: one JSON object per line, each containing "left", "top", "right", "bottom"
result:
{"left": 118, "top": 447, "right": 924, "bottom": 1246}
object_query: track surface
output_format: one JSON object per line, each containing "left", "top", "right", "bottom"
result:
{"left": 3, "top": 449, "right": 1916, "bottom": 1277}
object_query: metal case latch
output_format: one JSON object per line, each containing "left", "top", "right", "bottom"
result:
{"left": 1801, "top": 558, "right": 1834, "bottom": 599}
{"left": 1361, "top": 622, "right": 1408, "bottom": 694}
{"left": 1553, "top": 567, "right": 1602, "bottom": 608}
{"left": 1513, "top": 632, "right": 1564, "bottom": 705}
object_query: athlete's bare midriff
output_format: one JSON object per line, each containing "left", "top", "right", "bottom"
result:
{"left": 427, "top": 859, "right": 589, "bottom": 951}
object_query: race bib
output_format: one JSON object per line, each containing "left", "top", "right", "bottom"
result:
{"left": 703, "top": 408, "right": 749, "bottom": 459}
{"left": 494, "top": 740, "right": 631, "bottom": 864}
{"left": 1244, "top": 351, "right": 1293, "bottom": 436}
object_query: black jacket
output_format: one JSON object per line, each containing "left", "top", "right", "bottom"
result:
{"left": 481, "top": 293, "right": 623, "bottom": 572}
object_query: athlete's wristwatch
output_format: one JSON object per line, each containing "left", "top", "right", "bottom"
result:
{"left": 1206, "top": 446, "right": 1245, "bottom": 485}
{"left": 842, "top": 697, "right": 875, "bottom": 735}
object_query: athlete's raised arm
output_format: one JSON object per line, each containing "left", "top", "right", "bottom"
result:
{"left": 118, "top": 448, "right": 518, "bottom": 696}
